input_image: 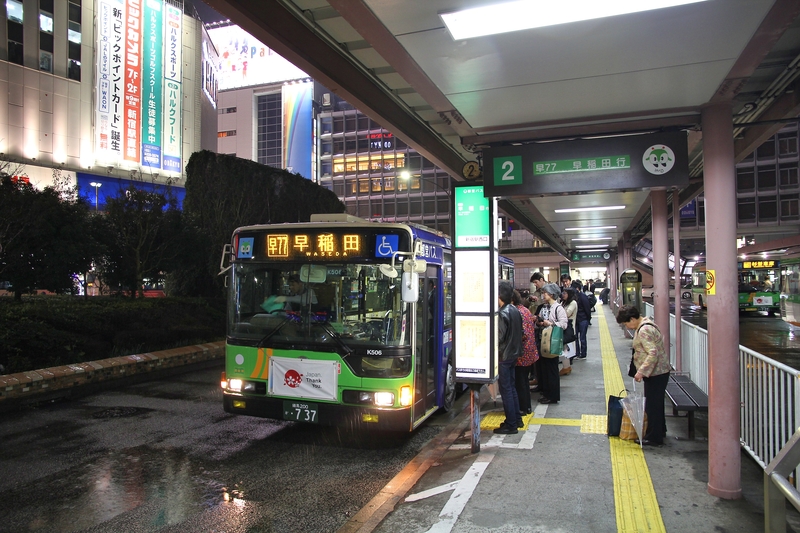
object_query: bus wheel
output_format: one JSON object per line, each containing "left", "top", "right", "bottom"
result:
{"left": 443, "top": 360, "right": 456, "bottom": 412}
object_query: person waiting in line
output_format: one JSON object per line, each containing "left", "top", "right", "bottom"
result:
{"left": 513, "top": 289, "right": 538, "bottom": 416}
{"left": 527, "top": 272, "right": 548, "bottom": 391}
{"left": 494, "top": 281, "right": 523, "bottom": 434}
{"left": 560, "top": 288, "right": 578, "bottom": 375}
{"left": 534, "top": 283, "right": 568, "bottom": 404}
{"left": 528, "top": 272, "right": 546, "bottom": 308}
{"left": 574, "top": 285, "right": 592, "bottom": 357}
{"left": 616, "top": 305, "right": 671, "bottom": 446}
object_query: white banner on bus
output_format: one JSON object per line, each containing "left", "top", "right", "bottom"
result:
{"left": 268, "top": 357, "right": 338, "bottom": 401}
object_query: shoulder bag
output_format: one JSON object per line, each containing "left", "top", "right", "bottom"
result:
{"left": 563, "top": 318, "right": 576, "bottom": 344}
{"left": 541, "top": 305, "right": 564, "bottom": 357}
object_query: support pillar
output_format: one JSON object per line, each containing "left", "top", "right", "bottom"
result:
{"left": 703, "top": 102, "right": 742, "bottom": 499}
{"left": 651, "top": 190, "right": 670, "bottom": 344}
{"left": 673, "top": 193, "right": 682, "bottom": 372}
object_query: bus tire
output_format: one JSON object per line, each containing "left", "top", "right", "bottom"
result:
{"left": 442, "top": 360, "right": 456, "bottom": 412}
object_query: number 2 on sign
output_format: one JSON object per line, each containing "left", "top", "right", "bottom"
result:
{"left": 501, "top": 160, "right": 515, "bottom": 181}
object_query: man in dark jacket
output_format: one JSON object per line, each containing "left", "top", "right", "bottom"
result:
{"left": 574, "top": 289, "right": 592, "bottom": 359}
{"left": 495, "top": 281, "right": 523, "bottom": 434}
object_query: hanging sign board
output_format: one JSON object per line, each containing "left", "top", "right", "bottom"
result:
{"left": 483, "top": 131, "right": 688, "bottom": 196}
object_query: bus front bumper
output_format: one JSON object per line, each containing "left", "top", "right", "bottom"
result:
{"left": 223, "top": 393, "right": 414, "bottom": 431}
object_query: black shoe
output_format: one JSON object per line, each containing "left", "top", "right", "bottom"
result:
{"left": 539, "top": 398, "right": 558, "bottom": 404}
{"left": 530, "top": 386, "right": 540, "bottom": 393}
{"left": 635, "top": 439, "right": 663, "bottom": 446}
{"left": 517, "top": 420, "right": 524, "bottom": 428}
{"left": 493, "top": 425, "right": 518, "bottom": 435}
{"left": 577, "top": 355, "right": 587, "bottom": 359}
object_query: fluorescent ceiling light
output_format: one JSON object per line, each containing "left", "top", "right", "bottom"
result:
{"left": 572, "top": 237, "right": 612, "bottom": 241}
{"left": 575, "top": 245, "right": 609, "bottom": 250}
{"left": 440, "top": 0, "right": 708, "bottom": 40}
{"left": 565, "top": 225, "right": 617, "bottom": 231}
{"left": 554, "top": 205, "right": 625, "bottom": 213}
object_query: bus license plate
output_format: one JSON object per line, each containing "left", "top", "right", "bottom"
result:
{"left": 283, "top": 401, "right": 318, "bottom": 423}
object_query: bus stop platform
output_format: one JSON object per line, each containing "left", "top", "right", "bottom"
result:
{"left": 340, "top": 303, "right": 792, "bottom": 533}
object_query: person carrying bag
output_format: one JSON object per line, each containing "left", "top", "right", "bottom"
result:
{"left": 534, "top": 284, "right": 568, "bottom": 404}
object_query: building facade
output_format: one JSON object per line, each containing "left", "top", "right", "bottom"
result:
{"left": 0, "top": 0, "right": 216, "bottom": 206}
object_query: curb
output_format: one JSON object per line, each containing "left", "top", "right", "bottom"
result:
{"left": 0, "top": 341, "right": 225, "bottom": 412}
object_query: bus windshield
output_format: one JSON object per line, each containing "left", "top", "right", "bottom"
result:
{"left": 228, "top": 262, "right": 409, "bottom": 350}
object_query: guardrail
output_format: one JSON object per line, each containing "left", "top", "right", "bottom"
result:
{"left": 645, "top": 302, "right": 799, "bottom": 472}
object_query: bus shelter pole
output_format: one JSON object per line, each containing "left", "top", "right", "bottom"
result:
{"left": 470, "top": 384, "right": 481, "bottom": 453}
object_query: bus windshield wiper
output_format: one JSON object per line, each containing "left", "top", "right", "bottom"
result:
{"left": 318, "top": 322, "right": 353, "bottom": 357}
{"left": 256, "top": 315, "right": 296, "bottom": 348}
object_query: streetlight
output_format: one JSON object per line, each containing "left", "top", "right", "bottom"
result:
{"left": 397, "top": 169, "right": 451, "bottom": 197}
{"left": 89, "top": 182, "right": 101, "bottom": 211}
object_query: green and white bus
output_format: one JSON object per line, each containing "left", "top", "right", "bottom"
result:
{"left": 219, "top": 214, "right": 455, "bottom": 431}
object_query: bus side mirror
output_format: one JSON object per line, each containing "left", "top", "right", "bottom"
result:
{"left": 402, "top": 272, "right": 418, "bottom": 303}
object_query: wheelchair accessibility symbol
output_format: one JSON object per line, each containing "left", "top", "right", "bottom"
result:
{"left": 376, "top": 235, "right": 399, "bottom": 257}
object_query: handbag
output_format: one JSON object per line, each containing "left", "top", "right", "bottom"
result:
{"left": 619, "top": 410, "right": 648, "bottom": 440}
{"left": 628, "top": 349, "right": 637, "bottom": 378}
{"left": 540, "top": 325, "right": 563, "bottom": 357}
{"left": 563, "top": 318, "right": 576, "bottom": 344}
{"left": 607, "top": 391, "right": 625, "bottom": 436}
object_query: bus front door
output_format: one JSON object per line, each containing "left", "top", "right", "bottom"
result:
{"left": 413, "top": 267, "right": 439, "bottom": 424}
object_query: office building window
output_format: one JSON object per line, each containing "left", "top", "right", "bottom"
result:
{"left": 39, "top": 1, "right": 53, "bottom": 72}
{"left": 781, "top": 167, "right": 799, "bottom": 189}
{"left": 256, "top": 93, "right": 281, "bottom": 168}
{"left": 781, "top": 194, "right": 799, "bottom": 221}
{"left": 757, "top": 165, "right": 776, "bottom": 192}
{"left": 67, "top": 0, "right": 82, "bottom": 81}
{"left": 738, "top": 197, "right": 756, "bottom": 223}
{"left": 217, "top": 130, "right": 237, "bottom": 138}
{"left": 8, "top": 0, "right": 24, "bottom": 66}
{"left": 779, "top": 132, "right": 798, "bottom": 157}
{"left": 758, "top": 196, "right": 778, "bottom": 222}
{"left": 757, "top": 136, "right": 776, "bottom": 160}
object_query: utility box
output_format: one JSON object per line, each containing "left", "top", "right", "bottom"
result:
{"left": 620, "top": 270, "right": 642, "bottom": 312}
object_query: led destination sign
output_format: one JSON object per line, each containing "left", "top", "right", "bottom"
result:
{"left": 236, "top": 229, "right": 412, "bottom": 261}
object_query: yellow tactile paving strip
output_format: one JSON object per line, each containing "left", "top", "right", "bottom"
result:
{"left": 481, "top": 411, "right": 606, "bottom": 433}
{"left": 598, "top": 308, "right": 667, "bottom": 533}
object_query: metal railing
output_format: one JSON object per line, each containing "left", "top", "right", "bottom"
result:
{"left": 644, "top": 303, "right": 800, "bottom": 471}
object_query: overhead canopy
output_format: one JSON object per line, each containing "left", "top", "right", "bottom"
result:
{"left": 203, "top": 0, "right": 800, "bottom": 258}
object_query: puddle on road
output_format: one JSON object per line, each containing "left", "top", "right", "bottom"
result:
{"left": 4, "top": 446, "right": 241, "bottom": 532}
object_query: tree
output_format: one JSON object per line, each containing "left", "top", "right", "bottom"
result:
{"left": 0, "top": 173, "right": 95, "bottom": 300}
{"left": 175, "top": 151, "right": 346, "bottom": 297}
{"left": 98, "top": 185, "right": 184, "bottom": 298}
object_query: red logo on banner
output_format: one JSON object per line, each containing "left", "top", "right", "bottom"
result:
{"left": 284, "top": 369, "right": 303, "bottom": 388}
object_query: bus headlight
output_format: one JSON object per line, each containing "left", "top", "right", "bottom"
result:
{"left": 373, "top": 392, "right": 395, "bottom": 406}
{"left": 228, "top": 378, "right": 243, "bottom": 392}
{"left": 399, "top": 385, "right": 412, "bottom": 407}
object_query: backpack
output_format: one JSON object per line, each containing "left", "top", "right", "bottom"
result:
{"left": 586, "top": 292, "right": 597, "bottom": 308}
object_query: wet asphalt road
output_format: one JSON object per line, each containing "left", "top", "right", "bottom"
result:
{"left": 0, "top": 366, "right": 452, "bottom": 533}
{"left": 658, "top": 299, "right": 800, "bottom": 369}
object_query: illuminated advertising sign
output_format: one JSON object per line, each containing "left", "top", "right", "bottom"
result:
{"left": 282, "top": 82, "right": 313, "bottom": 179}
{"left": 94, "top": 0, "right": 183, "bottom": 174}
{"left": 141, "top": 0, "right": 163, "bottom": 168}
{"left": 207, "top": 25, "right": 308, "bottom": 90}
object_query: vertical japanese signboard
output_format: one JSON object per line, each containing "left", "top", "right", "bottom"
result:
{"left": 94, "top": 0, "right": 182, "bottom": 174}
{"left": 141, "top": 0, "right": 163, "bottom": 168}
{"left": 162, "top": 3, "right": 182, "bottom": 173}
{"left": 453, "top": 184, "right": 499, "bottom": 383}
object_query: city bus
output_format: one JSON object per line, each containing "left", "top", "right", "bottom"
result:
{"left": 498, "top": 254, "right": 515, "bottom": 284}
{"left": 780, "top": 255, "right": 800, "bottom": 327}
{"left": 219, "top": 214, "right": 455, "bottom": 431}
{"left": 691, "top": 260, "right": 780, "bottom": 314}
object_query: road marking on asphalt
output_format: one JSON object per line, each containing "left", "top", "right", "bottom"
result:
{"left": 598, "top": 307, "right": 667, "bottom": 533}
{"left": 402, "top": 451, "right": 495, "bottom": 533}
